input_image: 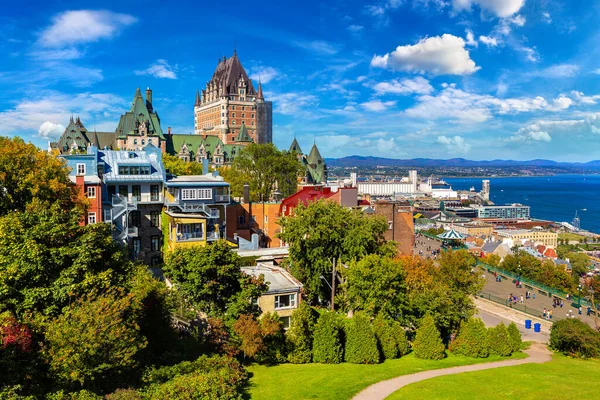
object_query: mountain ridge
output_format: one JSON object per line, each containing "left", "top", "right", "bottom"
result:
{"left": 326, "top": 156, "right": 600, "bottom": 168}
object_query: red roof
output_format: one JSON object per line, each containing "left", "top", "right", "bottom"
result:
{"left": 544, "top": 248, "right": 557, "bottom": 258}
{"left": 280, "top": 186, "right": 336, "bottom": 216}
{"left": 358, "top": 199, "right": 370, "bottom": 206}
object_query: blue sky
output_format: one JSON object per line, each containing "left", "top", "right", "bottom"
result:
{"left": 1, "top": 0, "right": 600, "bottom": 161}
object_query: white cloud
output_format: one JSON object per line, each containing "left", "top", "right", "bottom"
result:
{"left": 371, "top": 34, "right": 480, "bottom": 75}
{"left": 372, "top": 77, "right": 434, "bottom": 95}
{"left": 452, "top": 0, "right": 525, "bottom": 18}
{"left": 38, "top": 121, "right": 65, "bottom": 139}
{"left": 436, "top": 135, "right": 471, "bottom": 154}
{"left": 249, "top": 66, "right": 281, "bottom": 84}
{"left": 571, "top": 91, "right": 600, "bottom": 105}
{"left": 509, "top": 14, "right": 526, "bottom": 27}
{"left": 479, "top": 35, "right": 499, "bottom": 47}
{"left": 39, "top": 10, "right": 136, "bottom": 47}
{"left": 529, "top": 64, "right": 579, "bottom": 78}
{"left": 0, "top": 91, "right": 127, "bottom": 138}
{"left": 519, "top": 46, "right": 539, "bottom": 62}
{"left": 542, "top": 12, "right": 552, "bottom": 24}
{"left": 361, "top": 100, "right": 396, "bottom": 112}
{"left": 29, "top": 48, "right": 82, "bottom": 60}
{"left": 293, "top": 40, "right": 338, "bottom": 55}
{"left": 266, "top": 91, "right": 319, "bottom": 115}
{"left": 465, "top": 29, "right": 478, "bottom": 47}
{"left": 134, "top": 59, "right": 177, "bottom": 79}
{"left": 347, "top": 24, "right": 364, "bottom": 34}
{"left": 510, "top": 116, "right": 600, "bottom": 143}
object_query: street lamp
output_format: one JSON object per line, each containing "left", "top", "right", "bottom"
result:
{"left": 517, "top": 263, "right": 521, "bottom": 288}
{"left": 578, "top": 284, "right": 582, "bottom": 308}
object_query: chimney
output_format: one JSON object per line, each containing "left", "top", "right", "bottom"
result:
{"left": 168, "top": 127, "right": 172, "bottom": 136}
{"left": 243, "top": 183, "right": 250, "bottom": 204}
{"left": 146, "top": 87, "right": 153, "bottom": 112}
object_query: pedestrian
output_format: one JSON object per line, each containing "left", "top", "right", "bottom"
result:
{"left": 521, "top": 295, "right": 524, "bottom": 304}
{"left": 533, "top": 293, "right": 536, "bottom": 300}
{"left": 579, "top": 307, "right": 582, "bottom": 315}
{"left": 543, "top": 308, "right": 546, "bottom": 318}
{"left": 549, "top": 309, "right": 553, "bottom": 319}
{"left": 560, "top": 300, "right": 564, "bottom": 308}
{"left": 588, "top": 306, "right": 591, "bottom": 316}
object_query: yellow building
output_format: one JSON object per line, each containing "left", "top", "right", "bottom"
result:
{"left": 452, "top": 222, "right": 494, "bottom": 238}
{"left": 496, "top": 229, "right": 558, "bottom": 247}
{"left": 241, "top": 262, "right": 303, "bottom": 329}
{"left": 163, "top": 173, "right": 230, "bottom": 251}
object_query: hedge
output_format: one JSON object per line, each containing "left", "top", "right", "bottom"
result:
{"left": 286, "top": 303, "right": 318, "bottom": 364}
{"left": 345, "top": 313, "right": 380, "bottom": 364}
{"left": 507, "top": 322, "right": 522, "bottom": 353}
{"left": 550, "top": 318, "right": 600, "bottom": 358}
{"left": 413, "top": 314, "right": 445, "bottom": 360}
{"left": 450, "top": 318, "right": 489, "bottom": 358}
{"left": 486, "top": 324, "right": 512, "bottom": 357}
{"left": 312, "top": 312, "right": 343, "bottom": 364}
{"left": 373, "top": 315, "right": 398, "bottom": 360}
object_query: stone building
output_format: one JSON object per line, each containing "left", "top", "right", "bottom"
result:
{"left": 50, "top": 116, "right": 116, "bottom": 153}
{"left": 194, "top": 50, "right": 272, "bottom": 145}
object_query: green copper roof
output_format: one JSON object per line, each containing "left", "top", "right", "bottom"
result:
{"left": 289, "top": 137, "right": 302, "bottom": 154}
{"left": 166, "top": 134, "right": 245, "bottom": 163}
{"left": 306, "top": 143, "right": 324, "bottom": 164}
{"left": 115, "top": 88, "right": 164, "bottom": 139}
{"left": 305, "top": 143, "right": 326, "bottom": 184}
{"left": 236, "top": 124, "right": 252, "bottom": 142}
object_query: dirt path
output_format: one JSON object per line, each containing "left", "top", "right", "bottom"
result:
{"left": 352, "top": 343, "right": 552, "bottom": 400}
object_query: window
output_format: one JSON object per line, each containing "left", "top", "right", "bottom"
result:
{"left": 133, "top": 139, "right": 138, "bottom": 145}
{"left": 181, "top": 188, "right": 212, "bottom": 200}
{"left": 132, "top": 185, "right": 141, "bottom": 201}
{"left": 238, "top": 215, "right": 245, "bottom": 225}
{"left": 232, "top": 120, "right": 236, "bottom": 125}
{"left": 264, "top": 215, "right": 268, "bottom": 224}
{"left": 119, "top": 185, "right": 128, "bottom": 198}
{"left": 231, "top": 105, "right": 235, "bottom": 110}
{"left": 275, "top": 294, "right": 296, "bottom": 309}
{"left": 128, "top": 152, "right": 136, "bottom": 158}
{"left": 251, "top": 113, "right": 255, "bottom": 118}
{"left": 242, "top": 113, "right": 245, "bottom": 118}
{"left": 141, "top": 139, "right": 145, "bottom": 145}
{"left": 252, "top": 121, "right": 255, "bottom": 126}
{"left": 242, "top": 106, "right": 245, "bottom": 110}
{"left": 118, "top": 165, "right": 150, "bottom": 175}
{"left": 150, "top": 211, "right": 160, "bottom": 227}
{"left": 150, "top": 185, "right": 159, "bottom": 201}
{"left": 87, "top": 212, "right": 96, "bottom": 224}
{"left": 232, "top": 113, "right": 236, "bottom": 117}
{"left": 87, "top": 187, "right": 96, "bottom": 198}
{"left": 76, "top": 163, "right": 86, "bottom": 175}
{"left": 151, "top": 235, "right": 161, "bottom": 251}
{"left": 132, "top": 238, "right": 141, "bottom": 256}
{"left": 129, "top": 211, "right": 141, "bottom": 228}
{"left": 280, "top": 316, "right": 291, "bottom": 330}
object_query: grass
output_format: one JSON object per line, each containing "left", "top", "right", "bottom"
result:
{"left": 246, "top": 351, "right": 526, "bottom": 400}
{"left": 558, "top": 232, "right": 586, "bottom": 242}
{"left": 387, "top": 354, "right": 600, "bottom": 400}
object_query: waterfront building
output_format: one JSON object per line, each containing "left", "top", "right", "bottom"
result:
{"left": 241, "top": 262, "right": 303, "bottom": 329}
{"left": 495, "top": 229, "right": 558, "bottom": 247}
{"left": 473, "top": 204, "right": 531, "bottom": 219}
{"left": 194, "top": 51, "right": 272, "bottom": 145}
{"left": 163, "top": 168, "right": 231, "bottom": 252}
{"left": 59, "top": 149, "right": 103, "bottom": 226}
{"left": 99, "top": 145, "right": 166, "bottom": 266}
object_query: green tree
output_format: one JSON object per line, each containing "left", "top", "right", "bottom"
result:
{"left": 221, "top": 143, "right": 304, "bottom": 201}
{"left": 395, "top": 324, "right": 410, "bottom": 357}
{"left": 0, "top": 204, "right": 134, "bottom": 317}
{"left": 43, "top": 290, "right": 147, "bottom": 390}
{"left": 162, "top": 154, "right": 207, "bottom": 176}
{"left": 373, "top": 315, "right": 399, "bottom": 360}
{"left": 345, "top": 255, "right": 407, "bottom": 319}
{"left": 412, "top": 314, "right": 445, "bottom": 360}
{"left": 567, "top": 252, "right": 591, "bottom": 277}
{"left": 312, "top": 312, "right": 343, "bottom": 364}
{"left": 486, "top": 324, "right": 512, "bottom": 357}
{"left": 507, "top": 322, "right": 522, "bottom": 353}
{"left": 163, "top": 241, "right": 265, "bottom": 319}
{"left": 550, "top": 318, "right": 600, "bottom": 358}
{"left": 344, "top": 313, "right": 379, "bottom": 364}
{"left": 286, "top": 302, "right": 318, "bottom": 363}
{"left": 0, "top": 136, "right": 80, "bottom": 217}
{"left": 450, "top": 318, "right": 489, "bottom": 358}
{"left": 278, "top": 200, "right": 391, "bottom": 304}
{"left": 256, "top": 313, "right": 286, "bottom": 365}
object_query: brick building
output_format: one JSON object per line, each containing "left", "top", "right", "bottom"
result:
{"left": 372, "top": 200, "right": 415, "bottom": 255}
{"left": 226, "top": 202, "right": 283, "bottom": 247}
{"left": 194, "top": 50, "right": 272, "bottom": 145}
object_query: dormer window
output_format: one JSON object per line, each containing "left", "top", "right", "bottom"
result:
{"left": 76, "top": 163, "right": 86, "bottom": 175}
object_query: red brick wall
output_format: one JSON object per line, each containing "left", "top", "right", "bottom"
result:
{"left": 374, "top": 202, "right": 415, "bottom": 255}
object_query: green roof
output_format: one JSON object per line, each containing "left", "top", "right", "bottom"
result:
{"left": 166, "top": 134, "right": 245, "bottom": 163}
{"left": 116, "top": 88, "right": 164, "bottom": 139}
{"left": 305, "top": 143, "right": 326, "bottom": 184}
{"left": 289, "top": 137, "right": 302, "bottom": 154}
{"left": 236, "top": 124, "right": 252, "bottom": 142}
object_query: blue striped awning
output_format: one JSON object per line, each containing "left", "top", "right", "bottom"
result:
{"left": 437, "top": 229, "right": 466, "bottom": 240}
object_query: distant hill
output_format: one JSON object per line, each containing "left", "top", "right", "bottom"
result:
{"left": 325, "top": 156, "right": 600, "bottom": 169}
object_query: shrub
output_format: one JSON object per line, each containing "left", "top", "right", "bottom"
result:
{"left": 373, "top": 315, "right": 398, "bottom": 360}
{"left": 105, "top": 389, "right": 143, "bottom": 400}
{"left": 486, "top": 324, "right": 512, "bottom": 357}
{"left": 413, "top": 314, "right": 445, "bottom": 360}
{"left": 312, "top": 312, "right": 343, "bottom": 364}
{"left": 46, "top": 391, "right": 102, "bottom": 400}
{"left": 507, "top": 322, "right": 522, "bottom": 353}
{"left": 345, "top": 313, "right": 380, "bottom": 364}
{"left": 550, "top": 318, "right": 600, "bottom": 358}
{"left": 256, "top": 312, "right": 286, "bottom": 365}
{"left": 286, "top": 303, "right": 318, "bottom": 363}
{"left": 395, "top": 324, "right": 410, "bottom": 357}
{"left": 142, "top": 355, "right": 246, "bottom": 386}
{"left": 450, "top": 318, "right": 489, "bottom": 358}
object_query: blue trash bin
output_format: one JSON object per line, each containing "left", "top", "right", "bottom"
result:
{"left": 534, "top": 323, "right": 541, "bottom": 333}
{"left": 525, "top": 320, "right": 532, "bottom": 329}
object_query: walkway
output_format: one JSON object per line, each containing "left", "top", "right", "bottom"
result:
{"left": 352, "top": 343, "right": 552, "bottom": 400}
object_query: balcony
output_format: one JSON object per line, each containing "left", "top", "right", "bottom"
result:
{"left": 130, "top": 194, "right": 163, "bottom": 204}
{"left": 127, "top": 226, "right": 138, "bottom": 237}
{"left": 176, "top": 232, "right": 204, "bottom": 242}
{"left": 214, "top": 194, "right": 230, "bottom": 203}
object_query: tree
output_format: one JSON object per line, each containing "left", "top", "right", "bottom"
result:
{"left": 507, "top": 322, "right": 522, "bottom": 353}
{"left": 162, "top": 154, "right": 207, "bottom": 176}
{"left": 373, "top": 315, "right": 399, "bottom": 360}
{"left": 412, "top": 314, "right": 445, "bottom": 360}
{"left": 0, "top": 204, "right": 134, "bottom": 317}
{"left": 550, "top": 318, "right": 600, "bottom": 358}
{"left": 312, "top": 312, "right": 343, "bottom": 364}
{"left": 449, "top": 318, "right": 489, "bottom": 358}
{"left": 0, "top": 136, "right": 80, "bottom": 217}
{"left": 232, "top": 315, "right": 263, "bottom": 361}
{"left": 286, "top": 302, "right": 318, "bottom": 363}
{"left": 278, "top": 200, "right": 391, "bottom": 304}
{"left": 0, "top": 314, "right": 37, "bottom": 388}
{"left": 345, "top": 255, "right": 407, "bottom": 319}
{"left": 221, "top": 143, "right": 304, "bottom": 202}
{"left": 395, "top": 324, "right": 410, "bottom": 357}
{"left": 163, "top": 241, "right": 265, "bottom": 320}
{"left": 256, "top": 313, "right": 285, "bottom": 365}
{"left": 43, "top": 290, "right": 147, "bottom": 390}
{"left": 344, "top": 313, "right": 379, "bottom": 364}
{"left": 486, "top": 324, "right": 512, "bottom": 357}
{"left": 567, "top": 252, "right": 591, "bottom": 278}
{"left": 480, "top": 253, "right": 501, "bottom": 267}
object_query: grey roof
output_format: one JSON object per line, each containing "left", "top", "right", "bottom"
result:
{"left": 241, "top": 264, "right": 302, "bottom": 295}
{"left": 99, "top": 144, "right": 165, "bottom": 183}
{"left": 166, "top": 174, "right": 229, "bottom": 187}
{"left": 482, "top": 241, "right": 502, "bottom": 254}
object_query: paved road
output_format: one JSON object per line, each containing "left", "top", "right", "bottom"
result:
{"left": 352, "top": 342, "right": 552, "bottom": 400}
{"left": 479, "top": 267, "right": 599, "bottom": 328}
{"left": 476, "top": 308, "right": 549, "bottom": 343}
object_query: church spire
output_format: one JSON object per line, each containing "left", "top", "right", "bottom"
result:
{"left": 195, "top": 90, "right": 201, "bottom": 106}
{"left": 257, "top": 79, "right": 264, "bottom": 100}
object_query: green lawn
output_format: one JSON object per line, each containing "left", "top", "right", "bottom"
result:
{"left": 558, "top": 232, "right": 586, "bottom": 242}
{"left": 388, "top": 354, "right": 600, "bottom": 400}
{"left": 247, "top": 352, "right": 526, "bottom": 400}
